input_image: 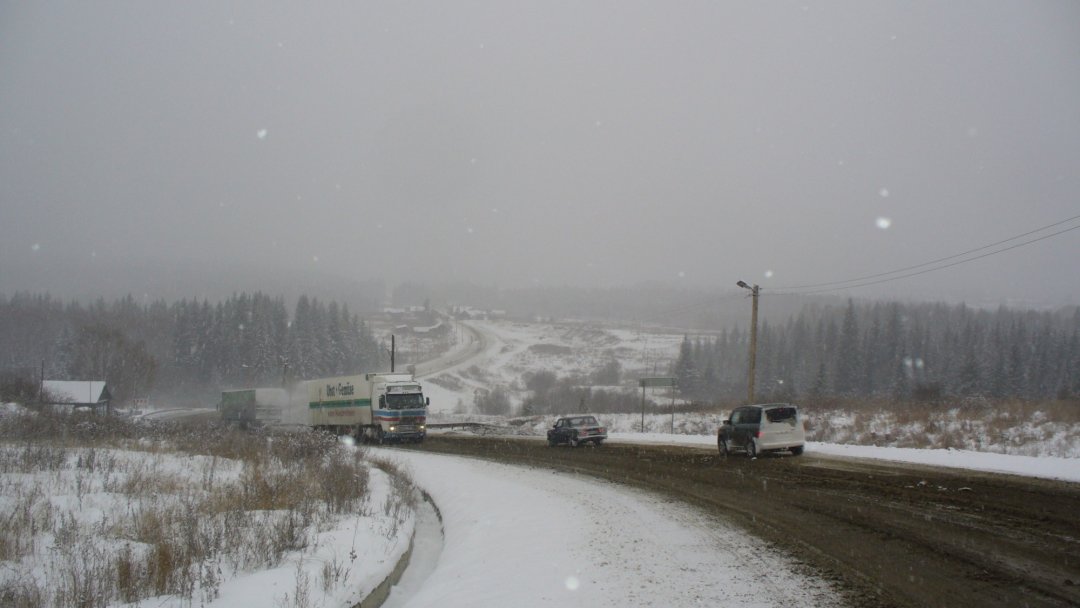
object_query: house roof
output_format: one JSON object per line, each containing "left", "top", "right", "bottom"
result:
{"left": 42, "top": 381, "right": 110, "bottom": 404}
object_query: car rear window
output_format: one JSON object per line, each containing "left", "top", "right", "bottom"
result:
{"left": 571, "top": 417, "right": 598, "bottom": 426}
{"left": 765, "top": 407, "right": 798, "bottom": 423}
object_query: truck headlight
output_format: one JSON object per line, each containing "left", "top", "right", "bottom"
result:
{"left": 389, "top": 426, "right": 396, "bottom": 432}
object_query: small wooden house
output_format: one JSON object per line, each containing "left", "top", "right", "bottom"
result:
{"left": 42, "top": 380, "right": 112, "bottom": 413}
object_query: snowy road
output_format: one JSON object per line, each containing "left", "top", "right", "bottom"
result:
{"left": 374, "top": 448, "right": 843, "bottom": 608}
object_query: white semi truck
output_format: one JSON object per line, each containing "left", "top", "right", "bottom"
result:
{"left": 306, "top": 372, "right": 428, "bottom": 443}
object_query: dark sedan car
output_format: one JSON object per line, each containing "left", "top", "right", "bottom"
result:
{"left": 547, "top": 415, "right": 607, "bottom": 447}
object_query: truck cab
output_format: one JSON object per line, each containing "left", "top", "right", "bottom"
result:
{"left": 370, "top": 373, "right": 429, "bottom": 442}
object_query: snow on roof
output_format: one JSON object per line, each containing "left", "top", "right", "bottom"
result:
{"left": 413, "top": 320, "right": 443, "bottom": 333}
{"left": 42, "top": 381, "right": 109, "bottom": 404}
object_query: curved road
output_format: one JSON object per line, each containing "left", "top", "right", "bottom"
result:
{"left": 402, "top": 435, "right": 1080, "bottom": 608}
{"left": 412, "top": 319, "right": 489, "bottom": 379}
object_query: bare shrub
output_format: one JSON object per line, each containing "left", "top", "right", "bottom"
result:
{"left": 320, "top": 554, "right": 351, "bottom": 594}
{"left": 0, "top": 580, "right": 42, "bottom": 608}
{"left": 802, "top": 397, "right": 1080, "bottom": 455}
{"left": 368, "top": 456, "right": 418, "bottom": 540}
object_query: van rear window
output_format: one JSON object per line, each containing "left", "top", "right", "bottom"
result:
{"left": 765, "top": 407, "right": 797, "bottom": 423}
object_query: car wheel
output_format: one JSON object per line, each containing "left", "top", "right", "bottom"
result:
{"left": 593, "top": 439, "right": 604, "bottom": 447}
{"left": 790, "top": 445, "right": 804, "bottom": 456}
{"left": 568, "top": 436, "right": 579, "bottom": 448}
{"left": 718, "top": 437, "right": 729, "bottom": 457}
{"left": 548, "top": 438, "right": 557, "bottom": 447}
{"left": 746, "top": 438, "right": 758, "bottom": 459}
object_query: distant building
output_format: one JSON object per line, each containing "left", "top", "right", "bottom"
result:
{"left": 42, "top": 380, "right": 112, "bottom": 413}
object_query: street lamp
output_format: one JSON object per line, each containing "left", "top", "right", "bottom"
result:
{"left": 737, "top": 281, "right": 760, "bottom": 404}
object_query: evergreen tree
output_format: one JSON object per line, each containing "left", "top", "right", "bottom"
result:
{"left": 673, "top": 336, "right": 699, "bottom": 399}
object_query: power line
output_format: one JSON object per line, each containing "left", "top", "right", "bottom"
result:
{"left": 769, "top": 223, "right": 1080, "bottom": 296}
{"left": 768, "top": 213, "right": 1080, "bottom": 295}
{"left": 627, "top": 212, "right": 1080, "bottom": 326}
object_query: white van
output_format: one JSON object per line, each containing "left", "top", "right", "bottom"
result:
{"left": 718, "top": 403, "right": 805, "bottom": 457}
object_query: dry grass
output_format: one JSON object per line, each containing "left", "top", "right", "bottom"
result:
{"left": 0, "top": 409, "right": 394, "bottom": 608}
{"left": 801, "top": 397, "right": 1080, "bottom": 456}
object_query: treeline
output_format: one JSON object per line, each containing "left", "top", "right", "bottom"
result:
{"left": 0, "top": 292, "right": 384, "bottom": 405}
{"left": 674, "top": 300, "right": 1080, "bottom": 402}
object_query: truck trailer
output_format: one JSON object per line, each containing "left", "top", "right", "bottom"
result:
{"left": 307, "top": 372, "right": 428, "bottom": 443}
{"left": 220, "top": 388, "right": 289, "bottom": 429}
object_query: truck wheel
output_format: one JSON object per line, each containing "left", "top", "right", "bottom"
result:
{"left": 548, "top": 438, "right": 557, "bottom": 447}
{"left": 718, "top": 438, "right": 730, "bottom": 457}
{"left": 746, "top": 438, "right": 758, "bottom": 459}
{"left": 790, "top": 445, "right": 804, "bottom": 456}
{"left": 376, "top": 428, "right": 385, "bottom": 445}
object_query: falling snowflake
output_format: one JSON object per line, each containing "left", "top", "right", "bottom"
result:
{"left": 764, "top": 270, "right": 774, "bottom": 279}
{"left": 564, "top": 576, "right": 580, "bottom": 591}
{"left": 256, "top": 129, "right": 268, "bottom": 139}
{"left": 879, "top": 188, "right": 890, "bottom": 198}
{"left": 876, "top": 217, "right": 893, "bottom": 230}
{"left": 31, "top": 243, "right": 40, "bottom": 252}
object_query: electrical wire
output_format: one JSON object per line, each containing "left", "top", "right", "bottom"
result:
{"left": 769, "top": 223, "right": 1080, "bottom": 296}
{"left": 626, "top": 213, "right": 1080, "bottom": 325}
{"left": 770, "top": 213, "right": 1080, "bottom": 291}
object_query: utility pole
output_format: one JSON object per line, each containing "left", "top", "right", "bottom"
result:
{"left": 737, "top": 281, "right": 760, "bottom": 404}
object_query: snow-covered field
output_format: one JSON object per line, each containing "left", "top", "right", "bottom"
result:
{"left": 420, "top": 319, "right": 685, "bottom": 414}
{"left": 0, "top": 431, "right": 414, "bottom": 608}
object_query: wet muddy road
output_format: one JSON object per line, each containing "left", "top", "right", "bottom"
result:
{"left": 400, "top": 435, "right": 1080, "bottom": 608}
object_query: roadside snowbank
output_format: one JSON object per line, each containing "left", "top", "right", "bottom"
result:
{"left": 599, "top": 432, "right": 1080, "bottom": 483}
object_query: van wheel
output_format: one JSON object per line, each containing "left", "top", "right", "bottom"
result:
{"left": 790, "top": 445, "right": 804, "bottom": 456}
{"left": 718, "top": 438, "right": 730, "bottom": 457}
{"left": 746, "top": 439, "right": 758, "bottom": 459}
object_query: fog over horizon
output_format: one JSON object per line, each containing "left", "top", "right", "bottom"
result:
{"left": 2, "top": 2, "right": 1079, "bottom": 307}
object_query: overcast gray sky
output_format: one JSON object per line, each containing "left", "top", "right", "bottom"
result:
{"left": 2, "top": 1, "right": 1079, "bottom": 305}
